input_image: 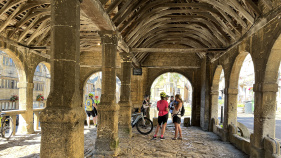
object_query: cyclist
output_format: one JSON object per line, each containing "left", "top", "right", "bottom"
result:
{"left": 172, "top": 94, "right": 183, "bottom": 140}
{"left": 152, "top": 92, "right": 169, "bottom": 140}
{"left": 85, "top": 93, "right": 96, "bottom": 128}
{"left": 169, "top": 96, "right": 175, "bottom": 118}
{"left": 141, "top": 95, "right": 151, "bottom": 116}
{"left": 93, "top": 96, "right": 100, "bottom": 127}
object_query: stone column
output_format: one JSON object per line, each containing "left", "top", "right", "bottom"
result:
{"left": 118, "top": 53, "right": 132, "bottom": 138}
{"left": 18, "top": 82, "right": 34, "bottom": 134}
{"left": 95, "top": 31, "right": 120, "bottom": 155}
{"left": 251, "top": 83, "right": 278, "bottom": 158}
{"left": 223, "top": 88, "right": 238, "bottom": 141}
{"left": 40, "top": 0, "right": 85, "bottom": 157}
{"left": 200, "top": 56, "right": 211, "bottom": 131}
{"left": 209, "top": 88, "right": 219, "bottom": 131}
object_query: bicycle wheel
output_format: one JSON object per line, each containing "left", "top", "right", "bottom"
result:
{"left": 136, "top": 117, "right": 153, "bottom": 135}
{"left": 1, "top": 117, "right": 13, "bottom": 139}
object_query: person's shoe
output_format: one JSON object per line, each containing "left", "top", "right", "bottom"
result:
{"left": 152, "top": 136, "right": 157, "bottom": 140}
{"left": 178, "top": 137, "right": 182, "bottom": 140}
{"left": 160, "top": 136, "right": 165, "bottom": 140}
{"left": 172, "top": 137, "right": 177, "bottom": 140}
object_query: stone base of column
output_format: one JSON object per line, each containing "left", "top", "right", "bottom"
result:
{"left": 250, "top": 145, "right": 265, "bottom": 158}
{"left": 40, "top": 107, "right": 85, "bottom": 158}
{"left": 222, "top": 129, "right": 229, "bottom": 142}
{"left": 94, "top": 103, "right": 120, "bottom": 156}
{"left": 118, "top": 101, "right": 132, "bottom": 138}
{"left": 18, "top": 110, "right": 34, "bottom": 134}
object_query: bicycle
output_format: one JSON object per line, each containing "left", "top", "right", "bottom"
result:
{"left": 0, "top": 113, "right": 14, "bottom": 139}
{"left": 131, "top": 111, "right": 153, "bottom": 135}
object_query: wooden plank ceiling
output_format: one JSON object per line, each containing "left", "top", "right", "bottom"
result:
{"left": 0, "top": 0, "right": 267, "bottom": 66}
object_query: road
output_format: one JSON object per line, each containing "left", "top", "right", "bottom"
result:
{"left": 237, "top": 116, "right": 281, "bottom": 140}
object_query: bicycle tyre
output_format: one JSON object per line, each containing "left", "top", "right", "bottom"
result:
{"left": 1, "top": 117, "right": 13, "bottom": 139}
{"left": 136, "top": 117, "right": 153, "bottom": 135}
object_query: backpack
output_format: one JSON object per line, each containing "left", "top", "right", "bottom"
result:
{"left": 85, "top": 99, "right": 93, "bottom": 111}
{"left": 180, "top": 105, "right": 185, "bottom": 116}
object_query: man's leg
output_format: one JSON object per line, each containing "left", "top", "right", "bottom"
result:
{"left": 87, "top": 116, "right": 90, "bottom": 128}
{"left": 93, "top": 116, "right": 96, "bottom": 125}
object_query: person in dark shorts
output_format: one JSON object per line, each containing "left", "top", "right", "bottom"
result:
{"left": 93, "top": 96, "right": 100, "bottom": 127}
{"left": 152, "top": 92, "right": 169, "bottom": 140}
{"left": 172, "top": 94, "right": 183, "bottom": 140}
{"left": 85, "top": 93, "right": 96, "bottom": 128}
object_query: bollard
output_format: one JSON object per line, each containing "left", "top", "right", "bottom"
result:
{"left": 153, "top": 117, "right": 158, "bottom": 126}
{"left": 221, "top": 106, "right": 224, "bottom": 123}
{"left": 184, "top": 117, "right": 190, "bottom": 127}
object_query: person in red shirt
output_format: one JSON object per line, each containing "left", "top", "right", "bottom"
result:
{"left": 152, "top": 92, "right": 169, "bottom": 140}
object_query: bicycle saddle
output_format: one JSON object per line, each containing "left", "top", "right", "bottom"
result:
{"left": 0, "top": 113, "right": 6, "bottom": 116}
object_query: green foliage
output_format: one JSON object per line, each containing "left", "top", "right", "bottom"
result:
{"left": 218, "top": 99, "right": 224, "bottom": 105}
{"left": 237, "top": 104, "right": 244, "bottom": 107}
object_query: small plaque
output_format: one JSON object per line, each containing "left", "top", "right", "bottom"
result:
{"left": 133, "top": 68, "right": 142, "bottom": 75}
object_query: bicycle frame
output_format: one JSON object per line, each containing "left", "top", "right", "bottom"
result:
{"left": 131, "top": 112, "right": 145, "bottom": 127}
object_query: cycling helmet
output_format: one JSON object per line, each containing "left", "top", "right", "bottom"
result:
{"left": 89, "top": 93, "right": 94, "bottom": 97}
{"left": 160, "top": 92, "right": 166, "bottom": 98}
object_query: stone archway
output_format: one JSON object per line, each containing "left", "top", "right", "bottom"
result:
{"left": 149, "top": 72, "right": 193, "bottom": 123}
{"left": 82, "top": 71, "right": 121, "bottom": 105}
{"left": 259, "top": 34, "right": 281, "bottom": 139}
{"left": 210, "top": 65, "right": 223, "bottom": 129}
{"left": 224, "top": 51, "right": 250, "bottom": 129}
{"left": 0, "top": 48, "right": 32, "bottom": 133}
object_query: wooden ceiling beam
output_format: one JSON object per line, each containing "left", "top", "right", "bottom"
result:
{"left": 131, "top": 48, "right": 226, "bottom": 53}
{"left": 80, "top": 0, "right": 140, "bottom": 67}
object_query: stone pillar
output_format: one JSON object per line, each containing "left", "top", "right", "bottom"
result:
{"left": 223, "top": 88, "right": 238, "bottom": 141}
{"left": 118, "top": 53, "right": 132, "bottom": 138}
{"left": 95, "top": 31, "right": 120, "bottom": 155}
{"left": 18, "top": 82, "right": 34, "bottom": 134}
{"left": 251, "top": 83, "right": 278, "bottom": 158}
{"left": 200, "top": 56, "right": 211, "bottom": 131}
{"left": 40, "top": 0, "right": 85, "bottom": 157}
{"left": 210, "top": 88, "right": 219, "bottom": 131}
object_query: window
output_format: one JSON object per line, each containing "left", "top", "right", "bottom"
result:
{"left": 0, "top": 79, "right": 2, "bottom": 88}
{"left": 5, "top": 57, "right": 8, "bottom": 65}
{"left": 11, "top": 80, "right": 14, "bottom": 89}
{"left": 12, "top": 102, "right": 16, "bottom": 109}
{"left": 3, "top": 56, "right": 5, "bottom": 65}
{"left": 9, "top": 58, "right": 12, "bottom": 66}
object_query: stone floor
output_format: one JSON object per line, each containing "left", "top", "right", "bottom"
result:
{"left": 0, "top": 125, "right": 248, "bottom": 158}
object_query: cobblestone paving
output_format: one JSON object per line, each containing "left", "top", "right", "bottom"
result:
{"left": 117, "top": 126, "right": 248, "bottom": 158}
{"left": 0, "top": 126, "right": 248, "bottom": 158}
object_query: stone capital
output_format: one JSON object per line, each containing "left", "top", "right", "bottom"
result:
{"left": 17, "top": 82, "right": 34, "bottom": 89}
{"left": 98, "top": 31, "right": 118, "bottom": 45}
{"left": 225, "top": 88, "right": 238, "bottom": 95}
{"left": 253, "top": 83, "right": 278, "bottom": 93}
{"left": 119, "top": 52, "right": 132, "bottom": 62}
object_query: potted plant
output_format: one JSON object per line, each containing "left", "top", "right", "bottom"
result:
{"left": 10, "top": 95, "right": 19, "bottom": 102}
{"left": 36, "top": 94, "right": 44, "bottom": 101}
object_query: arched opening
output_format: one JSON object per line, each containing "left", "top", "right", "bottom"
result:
{"left": 0, "top": 50, "right": 21, "bottom": 110}
{"left": 236, "top": 54, "right": 255, "bottom": 136}
{"left": 33, "top": 62, "right": 51, "bottom": 108}
{"left": 150, "top": 72, "right": 192, "bottom": 123}
{"left": 83, "top": 71, "right": 121, "bottom": 128}
{"left": 218, "top": 69, "right": 225, "bottom": 125}
{"left": 265, "top": 34, "right": 281, "bottom": 140}
{"left": 0, "top": 49, "right": 27, "bottom": 134}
